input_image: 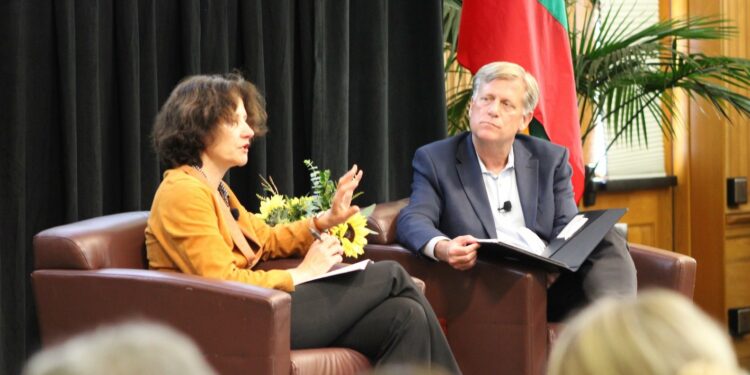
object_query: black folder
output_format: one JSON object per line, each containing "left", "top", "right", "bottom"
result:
{"left": 477, "top": 208, "right": 626, "bottom": 272}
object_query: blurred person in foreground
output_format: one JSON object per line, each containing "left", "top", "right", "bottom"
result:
{"left": 547, "top": 289, "right": 745, "bottom": 375}
{"left": 145, "top": 74, "right": 459, "bottom": 372}
{"left": 23, "top": 321, "right": 216, "bottom": 375}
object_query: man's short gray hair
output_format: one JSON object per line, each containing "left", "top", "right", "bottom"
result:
{"left": 471, "top": 62, "right": 540, "bottom": 116}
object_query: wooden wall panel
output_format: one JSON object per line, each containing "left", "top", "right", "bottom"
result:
{"left": 669, "top": 0, "right": 692, "bottom": 258}
{"left": 733, "top": 340, "right": 750, "bottom": 369}
{"left": 726, "top": 262, "right": 750, "bottom": 308}
{"left": 672, "top": 0, "right": 750, "bottom": 365}
{"left": 726, "top": 234, "right": 750, "bottom": 263}
{"left": 721, "top": 0, "right": 750, "bottom": 365}
{"left": 725, "top": 0, "right": 750, "bottom": 213}
{"left": 629, "top": 224, "right": 655, "bottom": 246}
{"left": 684, "top": 0, "right": 728, "bottom": 323}
{"left": 583, "top": 188, "right": 672, "bottom": 250}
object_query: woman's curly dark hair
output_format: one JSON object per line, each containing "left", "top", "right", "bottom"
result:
{"left": 152, "top": 74, "right": 268, "bottom": 168}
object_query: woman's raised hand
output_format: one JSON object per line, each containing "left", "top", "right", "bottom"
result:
{"left": 314, "top": 165, "right": 363, "bottom": 230}
{"left": 288, "top": 234, "right": 344, "bottom": 285}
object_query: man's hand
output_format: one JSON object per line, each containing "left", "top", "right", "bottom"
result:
{"left": 435, "top": 235, "right": 480, "bottom": 271}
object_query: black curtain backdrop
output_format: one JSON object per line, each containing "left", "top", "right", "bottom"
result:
{"left": 0, "top": 0, "right": 447, "bottom": 372}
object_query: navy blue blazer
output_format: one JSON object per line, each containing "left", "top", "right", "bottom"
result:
{"left": 397, "top": 132, "right": 578, "bottom": 253}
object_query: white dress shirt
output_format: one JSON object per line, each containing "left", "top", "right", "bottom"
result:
{"left": 477, "top": 147, "right": 525, "bottom": 234}
{"left": 422, "top": 145, "right": 544, "bottom": 260}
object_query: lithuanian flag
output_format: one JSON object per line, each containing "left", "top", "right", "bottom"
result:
{"left": 456, "top": 0, "right": 583, "bottom": 202}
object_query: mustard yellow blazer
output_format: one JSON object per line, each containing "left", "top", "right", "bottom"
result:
{"left": 145, "top": 166, "right": 315, "bottom": 292}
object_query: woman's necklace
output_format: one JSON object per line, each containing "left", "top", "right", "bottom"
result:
{"left": 192, "top": 165, "right": 230, "bottom": 208}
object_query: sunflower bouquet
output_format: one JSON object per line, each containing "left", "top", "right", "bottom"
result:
{"left": 256, "top": 160, "right": 375, "bottom": 258}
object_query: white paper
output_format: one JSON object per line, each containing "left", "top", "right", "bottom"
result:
{"left": 517, "top": 227, "right": 547, "bottom": 255}
{"left": 493, "top": 228, "right": 530, "bottom": 251}
{"left": 299, "top": 259, "right": 373, "bottom": 284}
{"left": 556, "top": 214, "right": 588, "bottom": 240}
{"left": 477, "top": 227, "right": 546, "bottom": 256}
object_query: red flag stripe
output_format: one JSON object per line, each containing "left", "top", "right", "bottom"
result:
{"left": 456, "top": 0, "right": 584, "bottom": 202}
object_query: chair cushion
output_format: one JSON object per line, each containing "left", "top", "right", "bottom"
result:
{"left": 290, "top": 348, "right": 370, "bottom": 375}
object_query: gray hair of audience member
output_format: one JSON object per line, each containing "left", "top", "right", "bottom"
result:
{"left": 23, "top": 321, "right": 217, "bottom": 375}
{"left": 367, "top": 364, "right": 453, "bottom": 375}
{"left": 547, "top": 289, "right": 742, "bottom": 375}
{"left": 471, "top": 61, "right": 540, "bottom": 117}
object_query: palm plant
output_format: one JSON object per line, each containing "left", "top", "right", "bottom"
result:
{"left": 574, "top": 1, "right": 750, "bottom": 155}
{"left": 443, "top": 0, "right": 473, "bottom": 134}
{"left": 443, "top": 0, "right": 750, "bottom": 161}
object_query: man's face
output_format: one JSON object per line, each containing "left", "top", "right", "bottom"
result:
{"left": 469, "top": 78, "right": 532, "bottom": 145}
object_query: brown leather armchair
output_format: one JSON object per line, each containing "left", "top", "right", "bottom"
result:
{"left": 364, "top": 199, "right": 697, "bottom": 375}
{"left": 31, "top": 212, "right": 370, "bottom": 375}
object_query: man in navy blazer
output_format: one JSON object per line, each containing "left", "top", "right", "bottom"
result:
{"left": 397, "top": 62, "right": 636, "bottom": 321}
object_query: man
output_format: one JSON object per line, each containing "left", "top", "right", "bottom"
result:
{"left": 396, "top": 61, "right": 636, "bottom": 321}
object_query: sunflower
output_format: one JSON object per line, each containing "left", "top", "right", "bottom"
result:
{"left": 329, "top": 213, "right": 369, "bottom": 258}
{"left": 256, "top": 161, "right": 375, "bottom": 256}
{"left": 256, "top": 195, "right": 287, "bottom": 225}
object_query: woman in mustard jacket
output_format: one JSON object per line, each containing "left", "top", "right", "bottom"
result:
{"left": 145, "top": 74, "right": 459, "bottom": 373}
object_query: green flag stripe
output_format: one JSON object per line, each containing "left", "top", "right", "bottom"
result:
{"left": 538, "top": 0, "right": 568, "bottom": 30}
{"left": 529, "top": 119, "right": 550, "bottom": 141}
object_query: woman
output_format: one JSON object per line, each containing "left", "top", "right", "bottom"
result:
{"left": 547, "top": 289, "right": 743, "bottom": 375}
{"left": 145, "top": 74, "right": 459, "bottom": 373}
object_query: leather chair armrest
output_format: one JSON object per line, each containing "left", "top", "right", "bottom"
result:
{"left": 364, "top": 243, "right": 548, "bottom": 375}
{"left": 628, "top": 242, "right": 697, "bottom": 299}
{"left": 31, "top": 268, "right": 292, "bottom": 375}
{"left": 366, "top": 199, "right": 409, "bottom": 245}
{"left": 33, "top": 212, "right": 150, "bottom": 270}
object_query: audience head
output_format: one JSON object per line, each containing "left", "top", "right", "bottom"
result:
{"left": 471, "top": 61, "right": 540, "bottom": 117}
{"left": 152, "top": 73, "right": 268, "bottom": 168}
{"left": 23, "top": 321, "right": 217, "bottom": 375}
{"left": 547, "top": 289, "right": 742, "bottom": 375}
{"left": 367, "top": 364, "right": 453, "bottom": 375}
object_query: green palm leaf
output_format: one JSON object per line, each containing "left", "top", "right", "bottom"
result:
{"left": 575, "top": 1, "right": 750, "bottom": 151}
{"left": 442, "top": 0, "right": 750, "bottom": 153}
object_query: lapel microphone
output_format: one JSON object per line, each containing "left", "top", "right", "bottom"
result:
{"left": 230, "top": 208, "right": 240, "bottom": 221}
{"left": 498, "top": 201, "right": 512, "bottom": 213}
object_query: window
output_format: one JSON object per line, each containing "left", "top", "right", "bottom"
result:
{"left": 593, "top": 0, "right": 666, "bottom": 179}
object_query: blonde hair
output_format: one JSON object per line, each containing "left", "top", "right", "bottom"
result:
{"left": 471, "top": 61, "right": 540, "bottom": 116}
{"left": 24, "top": 321, "right": 217, "bottom": 375}
{"left": 547, "top": 289, "right": 742, "bottom": 375}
